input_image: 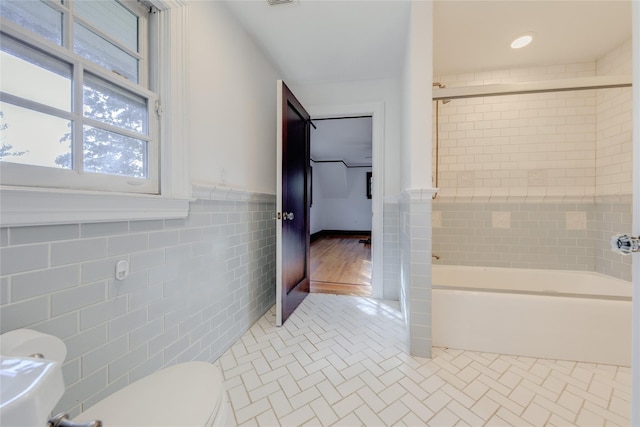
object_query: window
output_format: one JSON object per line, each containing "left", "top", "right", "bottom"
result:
{"left": 0, "top": 0, "right": 159, "bottom": 194}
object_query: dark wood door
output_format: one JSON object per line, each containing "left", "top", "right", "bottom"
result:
{"left": 276, "top": 81, "right": 310, "bottom": 326}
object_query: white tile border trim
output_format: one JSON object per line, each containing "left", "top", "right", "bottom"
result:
{"left": 192, "top": 184, "right": 275, "bottom": 203}
{"left": 433, "top": 194, "right": 633, "bottom": 204}
{"left": 403, "top": 188, "right": 438, "bottom": 200}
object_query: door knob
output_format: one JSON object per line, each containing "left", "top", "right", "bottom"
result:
{"left": 283, "top": 212, "right": 294, "bottom": 221}
{"left": 611, "top": 233, "right": 640, "bottom": 255}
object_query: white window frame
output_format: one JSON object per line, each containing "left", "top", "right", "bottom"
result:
{"left": 0, "top": 0, "right": 190, "bottom": 226}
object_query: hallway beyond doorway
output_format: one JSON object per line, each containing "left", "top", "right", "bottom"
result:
{"left": 310, "top": 234, "right": 372, "bottom": 296}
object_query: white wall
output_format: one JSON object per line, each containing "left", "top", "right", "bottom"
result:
{"left": 311, "top": 162, "right": 372, "bottom": 232}
{"left": 188, "top": 1, "right": 282, "bottom": 194}
{"left": 401, "top": 2, "right": 433, "bottom": 191}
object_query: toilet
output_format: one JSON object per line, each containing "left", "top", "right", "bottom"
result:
{"left": 0, "top": 329, "right": 233, "bottom": 427}
{"left": 74, "top": 361, "right": 232, "bottom": 427}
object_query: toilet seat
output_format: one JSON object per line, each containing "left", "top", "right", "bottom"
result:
{"left": 74, "top": 361, "right": 226, "bottom": 427}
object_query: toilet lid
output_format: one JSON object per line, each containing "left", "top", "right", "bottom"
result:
{"left": 74, "top": 361, "right": 224, "bottom": 427}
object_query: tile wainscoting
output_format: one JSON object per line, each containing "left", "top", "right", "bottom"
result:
{"left": 0, "top": 192, "right": 276, "bottom": 416}
{"left": 432, "top": 196, "right": 632, "bottom": 282}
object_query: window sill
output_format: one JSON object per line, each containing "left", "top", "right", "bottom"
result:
{"left": 0, "top": 186, "right": 190, "bottom": 227}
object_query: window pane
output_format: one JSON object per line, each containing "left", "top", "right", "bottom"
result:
{"left": 0, "top": 103, "right": 72, "bottom": 169}
{"left": 74, "top": 22, "right": 138, "bottom": 83}
{"left": 74, "top": 0, "right": 138, "bottom": 53}
{"left": 83, "top": 126, "right": 146, "bottom": 178}
{"left": 0, "top": 0, "right": 62, "bottom": 45}
{"left": 83, "top": 73, "right": 147, "bottom": 134}
{"left": 0, "top": 37, "right": 72, "bottom": 112}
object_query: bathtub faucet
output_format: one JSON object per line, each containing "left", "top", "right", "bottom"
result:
{"left": 432, "top": 254, "right": 440, "bottom": 260}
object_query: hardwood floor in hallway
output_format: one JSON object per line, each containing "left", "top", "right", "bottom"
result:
{"left": 310, "top": 234, "right": 372, "bottom": 296}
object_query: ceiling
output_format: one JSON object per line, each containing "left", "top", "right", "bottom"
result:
{"left": 434, "top": 1, "right": 632, "bottom": 76}
{"left": 223, "top": 0, "right": 632, "bottom": 165}
{"left": 224, "top": 0, "right": 632, "bottom": 82}
{"left": 310, "top": 117, "right": 373, "bottom": 167}
{"left": 223, "top": 0, "right": 410, "bottom": 83}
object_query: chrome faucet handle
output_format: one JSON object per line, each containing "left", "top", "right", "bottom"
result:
{"left": 611, "top": 233, "right": 640, "bottom": 255}
{"left": 48, "top": 413, "right": 102, "bottom": 427}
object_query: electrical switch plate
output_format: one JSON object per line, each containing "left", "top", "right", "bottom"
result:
{"left": 115, "top": 260, "right": 129, "bottom": 281}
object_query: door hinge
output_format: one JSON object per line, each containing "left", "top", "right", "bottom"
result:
{"left": 155, "top": 99, "right": 163, "bottom": 117}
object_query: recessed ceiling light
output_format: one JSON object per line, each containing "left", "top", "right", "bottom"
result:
{"left": 511, "top": 34, "right": 533, "bottom": 49}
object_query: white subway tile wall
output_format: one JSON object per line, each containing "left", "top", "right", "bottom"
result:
{"left": 383, "top": 203, "right": 400, "bottom": 300}
{"left": 433, "top": 39, "right": 631, "bottom": 199}
{"left": 399, "top": 193, "right": 433, "bottom": 358}
{"left": 429, "top": 39, "right": 632, "bottom": 282}
{"left": 0, "top": 199, "right": 275, "bottom": 417}
{"left": 433, "top": 65, "right": 598, "bottom": 199}
{"left": 596, "top": 39, "right": 633, "bottom": 196}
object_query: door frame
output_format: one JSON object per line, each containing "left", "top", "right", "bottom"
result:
{"left": 306, "top": 102, "right": 385, "bottom": 299}
{"left": 631, "top": 0, "right": 639, "bottom": 422}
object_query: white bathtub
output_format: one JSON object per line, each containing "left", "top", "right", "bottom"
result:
{"left": 432, "top": 265, "right": 632, "bottom": 366}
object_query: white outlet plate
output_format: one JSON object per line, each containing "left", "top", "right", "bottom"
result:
{"left": 115, "top": 260, "right": 129, "bottom": 281}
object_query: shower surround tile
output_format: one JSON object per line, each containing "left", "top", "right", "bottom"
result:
{"left": 432, "top": 198, "right": 632, "bottom": 281}
{"left": 220, "top": 293, "right": 631, "bottom": 427}
{"left": 566, "top": 211, "right": 588, "bottom": 230}
{"left": 491, "top": 211, "right": 511, "bottom": 229}
{"left": 433, "top": 201, "right": 597, "bottom": 272}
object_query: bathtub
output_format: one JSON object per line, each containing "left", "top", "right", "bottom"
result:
{"left": 432, "top": 265, "right": 632, "bottom": 366}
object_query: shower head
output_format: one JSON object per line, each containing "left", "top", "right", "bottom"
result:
{"left": 433, "top": 82, "right": 451, "bottom": 104}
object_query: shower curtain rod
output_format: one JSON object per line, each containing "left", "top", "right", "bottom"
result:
{"left": 432, "top": 75, "right": 632, "bottom": 101}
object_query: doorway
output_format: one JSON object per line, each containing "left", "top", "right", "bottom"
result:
{"left": 309, "top": 117, "right": 373, "bottom": 296}
{"left": 305, "top": 102, "right": 385, "bottom": 299}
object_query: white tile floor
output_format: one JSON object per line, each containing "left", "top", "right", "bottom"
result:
{"left": 219, "top": 294, "right": 631, "bottom": 426}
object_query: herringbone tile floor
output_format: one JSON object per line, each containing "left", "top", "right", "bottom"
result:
{"left": 219, "top": 294, "right": 631, "bottom": 426}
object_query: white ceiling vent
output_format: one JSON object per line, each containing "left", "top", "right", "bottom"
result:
{"left": 266, "top": 0, "right": 294, "bottom": 5}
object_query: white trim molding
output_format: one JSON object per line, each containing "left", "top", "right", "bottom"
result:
{"left": 192, "top": 184, "right": 275, "bottom": 203}
{"left": 152, "top": 0, "right": 191, "bottom": 200}
{"left": 630, "top": 1, "right": 639, "bottom": 423}
{"left": 0, "top": 187, "right": 189, "bottom": 227}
